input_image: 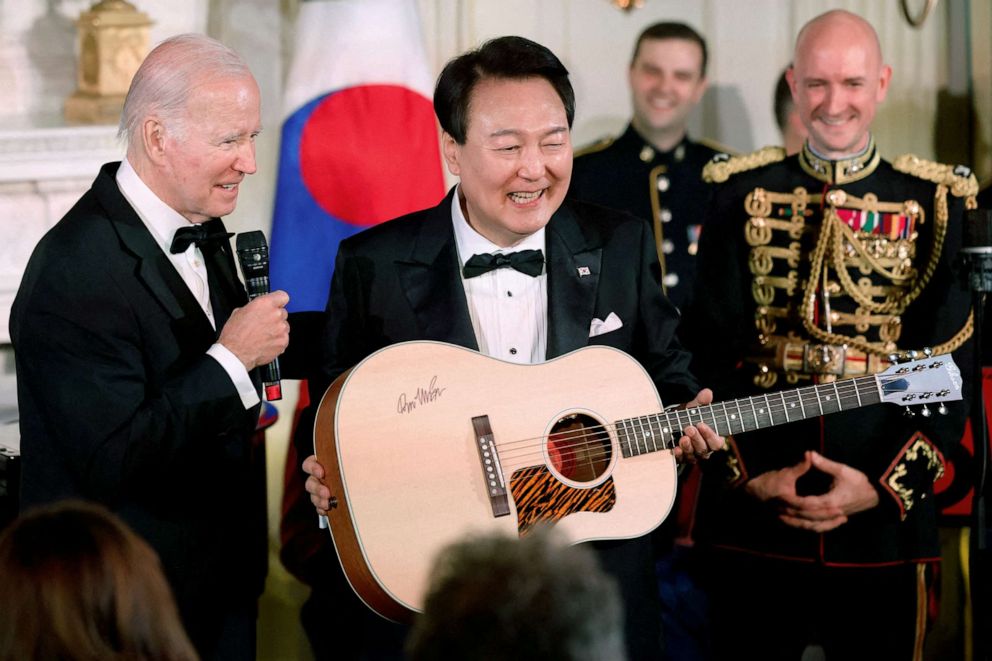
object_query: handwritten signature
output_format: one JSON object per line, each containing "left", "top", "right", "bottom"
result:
{"left": 396, "top": 376, "right": 446, "bottom": 414}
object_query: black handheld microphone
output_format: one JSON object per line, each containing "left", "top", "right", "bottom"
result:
{"left": 235, "top": 231, "right": 282, "bottom": 401}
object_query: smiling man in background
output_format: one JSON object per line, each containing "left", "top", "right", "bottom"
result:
{"left": 570, "top": 22, "right": 724, "bottom": 311}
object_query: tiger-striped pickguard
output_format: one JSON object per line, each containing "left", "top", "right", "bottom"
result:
{"left": 509, "top": 465, "right": 617, "bottom": 535}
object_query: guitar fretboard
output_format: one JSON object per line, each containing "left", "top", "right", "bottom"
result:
{"left": 617, "top": 374, "right": 883, "bottom": 458}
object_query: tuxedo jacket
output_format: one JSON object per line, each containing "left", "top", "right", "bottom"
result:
{"left": 10, "top": 162, "right": 267, "bottom": 650}
{"left": 308, "top": 188, "right": 699, "bottom": 660}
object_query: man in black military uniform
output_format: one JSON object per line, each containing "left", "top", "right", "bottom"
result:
{"left": 683, "top": 10, "right": 978, "bottom": 660}
{"left": 569, "top": 22, "right": 725, "bottom": 311}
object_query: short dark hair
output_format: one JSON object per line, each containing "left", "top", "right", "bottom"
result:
{"left": 631, "top": 22, "right": 708, "bottom": 77}
{"left": 774, "top": 66, "right": 794, "bottom": 132}
{"left": 406, "top": 529, "right": 626, "bottom": 661}
{"left": 434, "top": 35, "right": 575, "bottom": 145}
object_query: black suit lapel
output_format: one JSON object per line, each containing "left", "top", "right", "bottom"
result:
{"left": 397, "top": 191, "right": 478, "bottom": 350}
{"left": 93, "top": 163, "right": 221, "bottom": 344}
{"left": 546, "top": 203, "right": 601, "bottom": 358}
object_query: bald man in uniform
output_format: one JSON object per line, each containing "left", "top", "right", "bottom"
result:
{"left": 683, "top": 10, "right": 977, "bottom": 659}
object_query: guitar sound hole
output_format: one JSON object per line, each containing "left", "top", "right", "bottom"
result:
{"left": 547, "top": 413, "right": 611, "bottom": 483}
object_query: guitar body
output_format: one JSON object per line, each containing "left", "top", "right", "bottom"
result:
{"left": 314, "top": 341, "right": 677, "bottom": 622}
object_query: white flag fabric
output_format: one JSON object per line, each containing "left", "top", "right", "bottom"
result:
{"left": 271, "top": 0, "right": 445, "bottom": 312}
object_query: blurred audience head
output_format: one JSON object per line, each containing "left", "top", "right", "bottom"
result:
{"left": 406, "top": 527, "right": 626, "bottom": 661}
{"left": 0, "top": 500, "right": 198, "bottom": 661}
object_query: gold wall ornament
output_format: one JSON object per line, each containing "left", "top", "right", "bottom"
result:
{"left": 610, "top": 0, "right": 645, "bottom": 11}
{"left": 64, "top": 1, "right": 153, "bottom": 125}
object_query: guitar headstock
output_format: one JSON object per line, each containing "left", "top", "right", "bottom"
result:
{"left": 877, "top": 351, "right": 962, "bottom": 416}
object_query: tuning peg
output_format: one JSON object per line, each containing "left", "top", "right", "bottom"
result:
{"left": 921, "top": 405, "right": 932, "bottom": 418}
{"left": 923, "top": 347, "right": 933, "bottom": 357}
{"left": 907, "top": 350, "right": 919, "bottom": 360}
{"left": 904, "top": 407, "right": 916, "bottom": 418}
{"left": 889, "top": 353, "right": 901, "bottom": 364}
{"left": 938, "top": 404, "right": 948, "bottom": 415}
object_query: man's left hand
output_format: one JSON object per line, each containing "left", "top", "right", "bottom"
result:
{"left": 673, "top": 388, "right": 725, "bottom": 463}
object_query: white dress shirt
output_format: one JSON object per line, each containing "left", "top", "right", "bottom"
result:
{"left": 116, "top": 158, "right": 259, "bottom": 409}
{"left": 451, "top": 187, "right": 548, "bottom": 364}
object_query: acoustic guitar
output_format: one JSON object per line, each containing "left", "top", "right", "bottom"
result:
{"left": 313, "top": 341, "right": 962, "bottom": 622}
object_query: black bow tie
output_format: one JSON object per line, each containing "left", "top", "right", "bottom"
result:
{"left": 170, "top": 221, "right": 234, "bottom": 254}
{"left": 463, "top": 249, "right": 545, "bottom": 278}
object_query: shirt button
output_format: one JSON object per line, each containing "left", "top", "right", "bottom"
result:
{"left": 659, "top": 208, "right": 672, "bottom": 223}
{"left": 662, "top": 239, "right": 674, "bottom": 254}
{"left": 657, "top": 176, "right": 670, "bottom": 192}
{"left": 509, "top": 348, "right": 518, "bottom": 355}
{"left": 507, "top": 291, "right": 513, "bottom": 297}
{"left": 663, "top": 273, "right": 680, "bottom": 287}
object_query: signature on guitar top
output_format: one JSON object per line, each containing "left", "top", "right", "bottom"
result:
{"left": 313, "top": 341, "right": 962, "bottom": 622}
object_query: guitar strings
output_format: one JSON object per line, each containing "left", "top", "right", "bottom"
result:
{"left": 496, "top": 377, "right": 872, "bottom": 454}
{"left": 493, "top": 378, "right": 927, "bottom": 467}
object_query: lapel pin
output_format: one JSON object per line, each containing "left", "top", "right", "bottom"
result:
{"left": 577, "top": 266, "right": 591, "bottom": 277}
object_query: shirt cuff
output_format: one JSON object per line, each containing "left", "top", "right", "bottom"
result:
{"left": 207, "top": 343, "right": 261, "bottom": 409}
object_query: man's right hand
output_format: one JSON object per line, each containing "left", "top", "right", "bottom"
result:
{"left": 218, "top": 290, "right": 290, "bottom": 370}
{"left": 744, "top": 452, "right": 813, "bottom": 507}
{"left": 303, "top": 454, "right": 332, "bottom": 517}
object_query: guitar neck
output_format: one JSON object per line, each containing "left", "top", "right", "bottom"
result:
{"left": 618, "top": 374, "right": 882, "bottom": 458}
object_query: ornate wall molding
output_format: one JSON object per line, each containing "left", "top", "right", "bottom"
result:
{"left": 0, "top": 124, "right": 122, "bottom": 183}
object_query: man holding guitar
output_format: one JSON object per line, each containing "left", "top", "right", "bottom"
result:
{"left": 302, "top": 36, "right": 725, "bottom": 660}
{"left": 684, "top": 10, "right": 978, "bottom": 660}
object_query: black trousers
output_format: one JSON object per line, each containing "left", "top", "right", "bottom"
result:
{"left": 700, "top": 552, "right": 933, "bottom": 661}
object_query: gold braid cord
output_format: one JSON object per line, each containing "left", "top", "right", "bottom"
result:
{"left": 892, "top": 154, "right": 979, "bottom": 205}
{"left": 800, "top": 183, "right": 973, "bottom": 356}
{"left": 703, "top": 146, "right": 786, "bottom": 184}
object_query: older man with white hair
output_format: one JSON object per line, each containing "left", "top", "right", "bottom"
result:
{"left": 11, "top": 34, "right": 289, "bottom": 660}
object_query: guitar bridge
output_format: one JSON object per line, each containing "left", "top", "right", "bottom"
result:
{"left": 471, "top": 415, "right": 510, "bottom": 518}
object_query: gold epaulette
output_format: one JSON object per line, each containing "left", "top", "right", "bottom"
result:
{"left": 892, "top": 154, "right": 979, "bottom": 199}
{"left": 702, "top": 146, "right": 786, "bottom": 184}
{"left": 573, "top": 135, "right": 615, "bottom": 158}
{"left": 696, "top": 137, "right": 739, "bottom": 156}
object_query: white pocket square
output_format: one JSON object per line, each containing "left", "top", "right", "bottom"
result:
{"left": 589, "top": 312, "right": 623, "bottom": 337}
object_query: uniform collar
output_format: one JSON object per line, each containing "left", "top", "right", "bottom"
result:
{"left": 624, "top": 124, "right": 689, "bottom": 164}
{"left": 798, "top": 135, "right": 880, "bottom": 185}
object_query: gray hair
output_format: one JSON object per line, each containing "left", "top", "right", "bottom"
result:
{"left": 407, "top": 528, "right": 627, "bottom": 661}
{"left": 118, "top": 33, "right": 251, "bottom": 145}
